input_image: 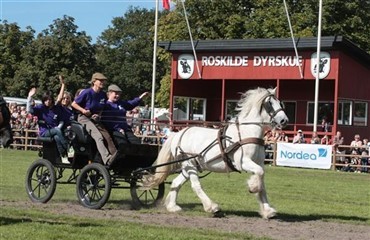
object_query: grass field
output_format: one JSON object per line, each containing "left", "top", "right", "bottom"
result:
{"left": 0, "top": 148, "right": 369, "bottom": 239}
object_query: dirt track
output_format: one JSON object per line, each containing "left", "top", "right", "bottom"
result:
{"left": 2, "top": 200, "right": 369, "bottom": 240}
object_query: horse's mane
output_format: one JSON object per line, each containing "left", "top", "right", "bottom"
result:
{"left": 235, "top": 87, "right": 273, "bottom": 118}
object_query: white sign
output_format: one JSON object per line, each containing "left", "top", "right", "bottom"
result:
{"left": 311, "top": 52, "right": 331, "bottom": 79}
{"left": 201, "top": 55, "right": 302, "bottom": 67}
{"left": 178, "top": 54, "right": 194, "bottom": 79}
{"left": 276, "top": 143, "right": 332, "bottom": 169}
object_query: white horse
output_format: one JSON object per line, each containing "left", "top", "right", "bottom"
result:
{"left": 142, "top": 87, "right": 288, "bottom": 219}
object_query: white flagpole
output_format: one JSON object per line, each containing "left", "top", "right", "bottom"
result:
{"left": 313, "top": 0, "right": 323, "bottom": 132}
{"left": 150, "top": 0, "right": 159, "bottom": 126}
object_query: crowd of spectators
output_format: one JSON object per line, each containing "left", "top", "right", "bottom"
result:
{"left": 8, "top": 102, "right": 39, "bottom": 148}
{"left": 263, "top": 128, "right": 370, "bottom": 173}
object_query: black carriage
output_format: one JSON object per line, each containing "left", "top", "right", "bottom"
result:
{"left": 25, "top": 121, "right": 164, "bottom": 209}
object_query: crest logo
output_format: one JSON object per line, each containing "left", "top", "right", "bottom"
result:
{"left": 178, "top": 54, "right": 194, "bottom": 79}
{"left": 311, "top": 52, "right": 330, "bottom": 79}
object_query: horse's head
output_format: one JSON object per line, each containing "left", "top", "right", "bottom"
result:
{"left": 236, "top": 87, "right": 288, "bottom": 129}
{"left": 0, "top": 96, "right": 13, "bottom": 148}
{"left": 260, "top": 88, "right": 288, "bottom": 129}
{"left": 0, "top": 126, "right": 13, "bottom": 148}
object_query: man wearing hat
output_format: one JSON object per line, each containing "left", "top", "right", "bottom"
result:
{"left": 71, "top": 72, "right": 117, "bottom": 165}
{"left": 101, "top": 84, "right": 148, "bottom": 147}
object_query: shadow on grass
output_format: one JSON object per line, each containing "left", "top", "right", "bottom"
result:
{"left": 102, "top": 199, "right": 138, "bottom": 210}
{"left": 221, "top": 210, "right": 369, "bottom": 222}
{"left": 0, "top": 216, "right": 32, "bottom": 226}
{"left": 274, "top": 212, "right": 368, "bottom": 223}
{"left": 0, "top": 216, "right": 101, "bottom": 227}
{"left": 171, "top": 203, "right": 369, "bottom": 223}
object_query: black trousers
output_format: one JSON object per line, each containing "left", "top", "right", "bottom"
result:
{"left": 113, "top": 131, "right": 141, "bottom": 145}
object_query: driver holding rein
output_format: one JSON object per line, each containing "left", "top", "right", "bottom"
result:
{"left": 71, "top": 73, "right": 117, "bottom": 166}
{"left": 101, "top": 84, "right": 148, "bottom": 145}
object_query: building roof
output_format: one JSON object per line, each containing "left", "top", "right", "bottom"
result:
{"left": 159, "top": 36, "right": 370, "bottom": 67}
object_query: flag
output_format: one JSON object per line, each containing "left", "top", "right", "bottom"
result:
{"left": 163, "top": 0, "right": 170, "bottom": 10}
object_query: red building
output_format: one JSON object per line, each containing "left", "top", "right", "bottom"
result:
{"left": 159, "top": 36, "right": 370, "bottom": 142}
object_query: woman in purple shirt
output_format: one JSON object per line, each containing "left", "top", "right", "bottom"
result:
{"left": 27, "top": 88, "right": 68, "bottom": 158}
{"left": 56, "top": 75, "right": 74, "bottom": 129}
{"left": 71, "top": 72, "right": 117, "bottom": 166}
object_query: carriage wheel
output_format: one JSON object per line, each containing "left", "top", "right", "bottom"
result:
{"left": 25, "top": 159, "right": 56, "bottom": 203}
{"left": 130, "top": 180, "right": 165, "bottom": 210}
{"left": 76, "top": 163, "right": 111, "bottom": 209}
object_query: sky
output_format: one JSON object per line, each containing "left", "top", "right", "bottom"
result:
{"left": 0, "top": 0, "right": 169, "bottom": 42}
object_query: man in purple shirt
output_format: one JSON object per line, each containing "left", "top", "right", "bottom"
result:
{"left": 71, "top": 72, "right": 117, "bottom": 166}
{"left": 27, "top": 88, "right": 68, "bottom": 157}
{"left": 101, "top": 84, "right": 148, "bottom": 145}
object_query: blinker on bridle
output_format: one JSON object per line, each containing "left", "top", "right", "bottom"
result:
{"left": 261, "top": 94, "right": 285, "bottom": 120}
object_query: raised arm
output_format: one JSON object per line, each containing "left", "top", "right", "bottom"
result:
{"left": 139, "top": 92, "right": 149, "bottom": 99}
{"left": 56, "top": 75, "right": 65, "bottom": 104}
{"left": 26, "top": 87, "right": 37, "bottom": 114}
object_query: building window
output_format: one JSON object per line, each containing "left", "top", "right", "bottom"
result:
{"left": 307, "top": 102, "right": 334, "bottom": 125}
{"left": 173, "top": 96, "right": 188, "bottom": 120}
{"left": 173, "top": 96, "right": 206, "bottom": 121}
{"left": 283, "top": 101, "right": 296, "bottom": 124}
{"left": 225, "top": 100, "right": 238, "bottom": 120}
{"left": 190, "top": 98, "right": 206, "bottom": 120}
{"left": 338, "top": 101, "right": 352, "bottom": 125}
{"left": 353, "top": 101, "right": 368, "bottom": 126}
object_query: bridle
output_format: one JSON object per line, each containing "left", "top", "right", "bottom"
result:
{"left": 235, "top": 93, "right": 285, "bottom": 127}
{"left": 261, "top": 93, "right": 285, "bottom": 123}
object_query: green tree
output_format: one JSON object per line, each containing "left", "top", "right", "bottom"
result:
{"left": 10, "top": 15, "right": 96, "bottom": 98}
{"left": 245, "top": 0, "right": 369, "bottom": 50}
{"left": 96, "top": 7, "right": 167, "bottom": 103}
{"left": 0, "top": 21, "right": 34, "bottom": 95}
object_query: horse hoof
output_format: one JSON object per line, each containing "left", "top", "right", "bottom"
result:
{"left": 260, "top": 208, "right": 277, "bottom": 219}
{"left": 167, "top": 205, "right": 182, "bottom": 212}
{"left": 213, "top": 210, "right": 225, "bottom": 218}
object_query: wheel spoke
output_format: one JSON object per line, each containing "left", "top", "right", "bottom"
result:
{"left": 76, "top": 163, "right": 111, "bottom": 209}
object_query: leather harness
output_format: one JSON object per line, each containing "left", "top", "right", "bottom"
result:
{"left": 174, "top": 122, "right": 265, "bottom": 173}
{"left": 172, "top": 93, "right": 283, "bottom": 173}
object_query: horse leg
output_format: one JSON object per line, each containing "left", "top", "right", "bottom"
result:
{"left": 241, "top": 158, "right": 264, "bottom": 193}
{"left": 165, "top": 173, "right": 187, "bottom": 212}
{"left": 256, "top": 181, "right": 277, "bottom": 219}
{"left": 187, "top": 168, "right": 220, "bottom": 214}
{"left": 241, "top": 157, "right": 276, "bottom": 219}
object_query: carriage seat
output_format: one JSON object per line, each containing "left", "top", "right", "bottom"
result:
{"left": 69, "top": 121, "right": 90, "bottom": 144}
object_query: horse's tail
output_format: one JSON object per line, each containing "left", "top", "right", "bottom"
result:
{"left": 141, "top": 133, "right": 176, "bottom": 189}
